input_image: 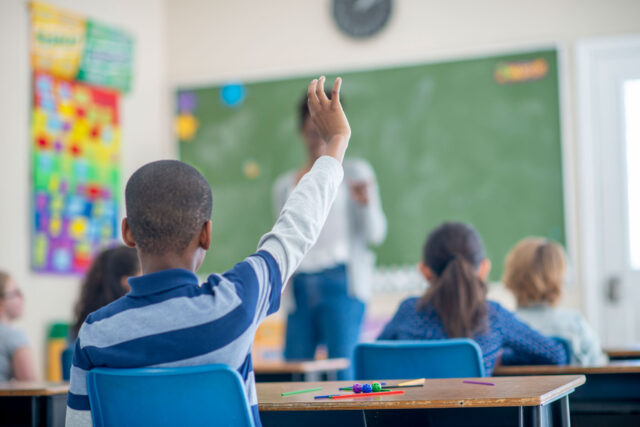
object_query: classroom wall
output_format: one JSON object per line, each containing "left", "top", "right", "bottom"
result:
{"left": 0, "top": 0, "right": 172, "bottom": 378}
{"left": 3, "top": 0, "right": 640, "bottom": 376}
{"left": 166, "top": 0, "right": 640, "bottom": 318}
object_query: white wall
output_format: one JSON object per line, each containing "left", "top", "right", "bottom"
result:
{"left": 0, "top": 0, "right": 172, "bottom": 378}
{"left": 166, "top": 0, "right": 640, "bottom": 84}
{"left": 166, "top": 0, "right": 640, "bottom": 316}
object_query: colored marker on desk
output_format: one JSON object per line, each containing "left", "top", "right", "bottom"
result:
{"left": 330, "top": 390, "right": 404, "bottom": 399}
{"left": 281, "top": 387, "right": 322, "bottom": 396}
{"left": 380, "top": 384, "right": 423, "bottom": 389}
{"left": 339, "top": 384, "right": 422, "bottom": 390}
{"left": 315, "top": 390, "right": 391, "bottom": 399}
{"left": 398, "top": 378, "right": 425, "bottom": 386}
{"left": 462, "top": 380, "right": 495, "bottom": 386}
{"left": 339, "top": 382, "right": 387, "bottom": 391}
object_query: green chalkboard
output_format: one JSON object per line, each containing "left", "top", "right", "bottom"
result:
{"left": 177, "top": 49, "right": 564, "bottom": 281}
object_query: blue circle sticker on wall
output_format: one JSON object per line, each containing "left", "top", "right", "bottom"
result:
{"left": 221, "top": 83, "right": 246, "bottom": 107}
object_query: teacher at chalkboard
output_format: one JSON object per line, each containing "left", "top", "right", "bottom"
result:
{"left": 272, "top": 91, "right": 387, "bottom": 379}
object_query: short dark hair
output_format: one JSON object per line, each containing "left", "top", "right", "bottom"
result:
{"left": 298, "top": 88, "right": 343, "bottom": 129}
{"left": 125, "top": 160, "right": 212, "bottom": 255}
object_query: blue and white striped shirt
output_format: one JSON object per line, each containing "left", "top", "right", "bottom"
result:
{"left": 65, "top": 156, "right": 345, "bottom": 427}
{"left": 68, "top": 251, "right": 280, "bottom": 424}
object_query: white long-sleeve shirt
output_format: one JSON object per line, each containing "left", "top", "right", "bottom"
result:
{"left": 272, "top": 157, "right": 387, "bottom": 302}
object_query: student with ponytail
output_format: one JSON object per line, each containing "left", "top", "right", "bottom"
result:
{"left": 378, "top": 222, "right": 567, "bottom": 374}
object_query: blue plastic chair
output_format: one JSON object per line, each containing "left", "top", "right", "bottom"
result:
{"left": 61, "top": 346, "right": 73, "bottom": 381}
{"left": 86, "top": 364, "right": 255, "bottom": 427}
{"left": 354, "top": 339, "right": 485, "bottom": 380}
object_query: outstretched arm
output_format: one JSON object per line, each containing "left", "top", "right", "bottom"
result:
{"left": 258, "top": 77, "right": 351, "bottom": 284}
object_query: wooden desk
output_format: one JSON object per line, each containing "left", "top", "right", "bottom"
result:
{"left": 605, "top": 344, "right": 640, "bottom": 360}
{"left": 494, "top": 362, "right": 640, "bottom": 426}
{"left": 0, "top": 381, "right": 68, "bottom": 427}
{"left": 258, "top": 376, "right": 584, "bottom": 427}
{"left": 253, "top": 358, "right": 349, "bottom": 382}
{"left": 494, "top": 360, "right": 640, "bottom": 376}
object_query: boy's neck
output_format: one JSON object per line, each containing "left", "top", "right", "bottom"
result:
{"left": 138, "top": 252, "right": 201, "bottom": 275}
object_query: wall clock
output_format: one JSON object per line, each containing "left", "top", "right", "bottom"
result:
{"left": 333, "top": 0, "right": 392, "bottom": 38}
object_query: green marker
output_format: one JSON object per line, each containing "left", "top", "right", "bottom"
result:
{"left": 281, "top": 387, "right": 323, "bottom": 396}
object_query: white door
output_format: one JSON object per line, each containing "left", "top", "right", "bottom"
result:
{"left": 577, "top": 35, "right": 640, "bottom": 347}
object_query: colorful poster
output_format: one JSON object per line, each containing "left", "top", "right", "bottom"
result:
{"left": 31, "top": 72, "right": 121, "bottom": 274}
{"left": 78, "top": 20, "right": 134, "bottom": 93}
{"left": 30, "top": 1, "right": 86, "bottom": 79}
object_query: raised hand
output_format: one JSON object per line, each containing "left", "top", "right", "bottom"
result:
{"left": 307, "top": 76, "right": 351, "bottom": 162}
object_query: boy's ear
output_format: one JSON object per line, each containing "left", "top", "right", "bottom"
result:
{"left": 199, "top": 220, "right": 212, "bottom": 250}
{"left": 478, "top": 258, "right": 492, "bottom": 281}
{"left": 418, "top": 261, "right": 435, "bottom": 282}
{"left": 121, "top": 218, "right": 136, "bottom": 247}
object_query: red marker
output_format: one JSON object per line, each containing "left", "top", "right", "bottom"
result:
{"left": 330, "top": 390, "right": 404, "bottom": 399}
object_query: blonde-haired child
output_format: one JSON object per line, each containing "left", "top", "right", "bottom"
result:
{"left": 503, "top": 238, "right": 607, "bottom": 366}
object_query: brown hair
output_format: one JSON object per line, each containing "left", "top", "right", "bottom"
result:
{"left": 72, "top": 246, "right": 139, "bottom": 337}
{"left": 503, "top": 237, "right": 567, "bottom": 307}
{"left": 417, "top": 222, "right": 489, "bottom": 338}
{"left": 0, "top": 271, "right": 10, "bottom": 298}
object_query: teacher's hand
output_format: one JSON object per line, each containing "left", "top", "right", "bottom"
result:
{"left": 349, "top": 180, "right": 371, "bottom": 205}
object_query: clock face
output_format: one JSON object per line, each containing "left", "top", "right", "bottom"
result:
{"left": 333, "top": 0, "right": 392, "bottom": 39}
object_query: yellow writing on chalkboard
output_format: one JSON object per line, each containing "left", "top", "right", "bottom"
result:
{"left": 494, "top": 58, "right": 548, "bottom": 84}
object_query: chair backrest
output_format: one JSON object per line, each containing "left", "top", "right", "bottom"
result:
{"left": 354, "top": 339, "right": 485, "bottom": 380}
{"left": 87, "top": 364, "right": 254, "bottom": 427}
{"left": 61, "top": 346, "right": 73, "bottom": 381}
{"left": 551, "top": 336, "right": 572, "bottom": 363}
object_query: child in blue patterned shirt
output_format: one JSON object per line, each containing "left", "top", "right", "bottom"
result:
{"left": 378, "top": 222, "right": 567, "bottom": 374}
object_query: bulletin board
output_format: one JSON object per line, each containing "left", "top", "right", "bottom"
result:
{"left": 29, "top": 1, "right": 132, "bottom": 274}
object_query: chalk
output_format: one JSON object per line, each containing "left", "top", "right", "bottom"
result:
{"left": 330, "top": 390, "right": 404, "bottom": 399}
{"left": 463, "top": 380, "right": 495, "bottom": 386}
{"left": 281, "top": 387, "right": 323, "bottom": 396}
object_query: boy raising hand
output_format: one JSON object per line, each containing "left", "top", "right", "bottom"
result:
{"left": 66, "top": 77, "right": 350, "bottom": 427}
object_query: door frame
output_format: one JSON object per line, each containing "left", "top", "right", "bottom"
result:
{"left": 576, "top": 34, "right": 640, "bottom": 339}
